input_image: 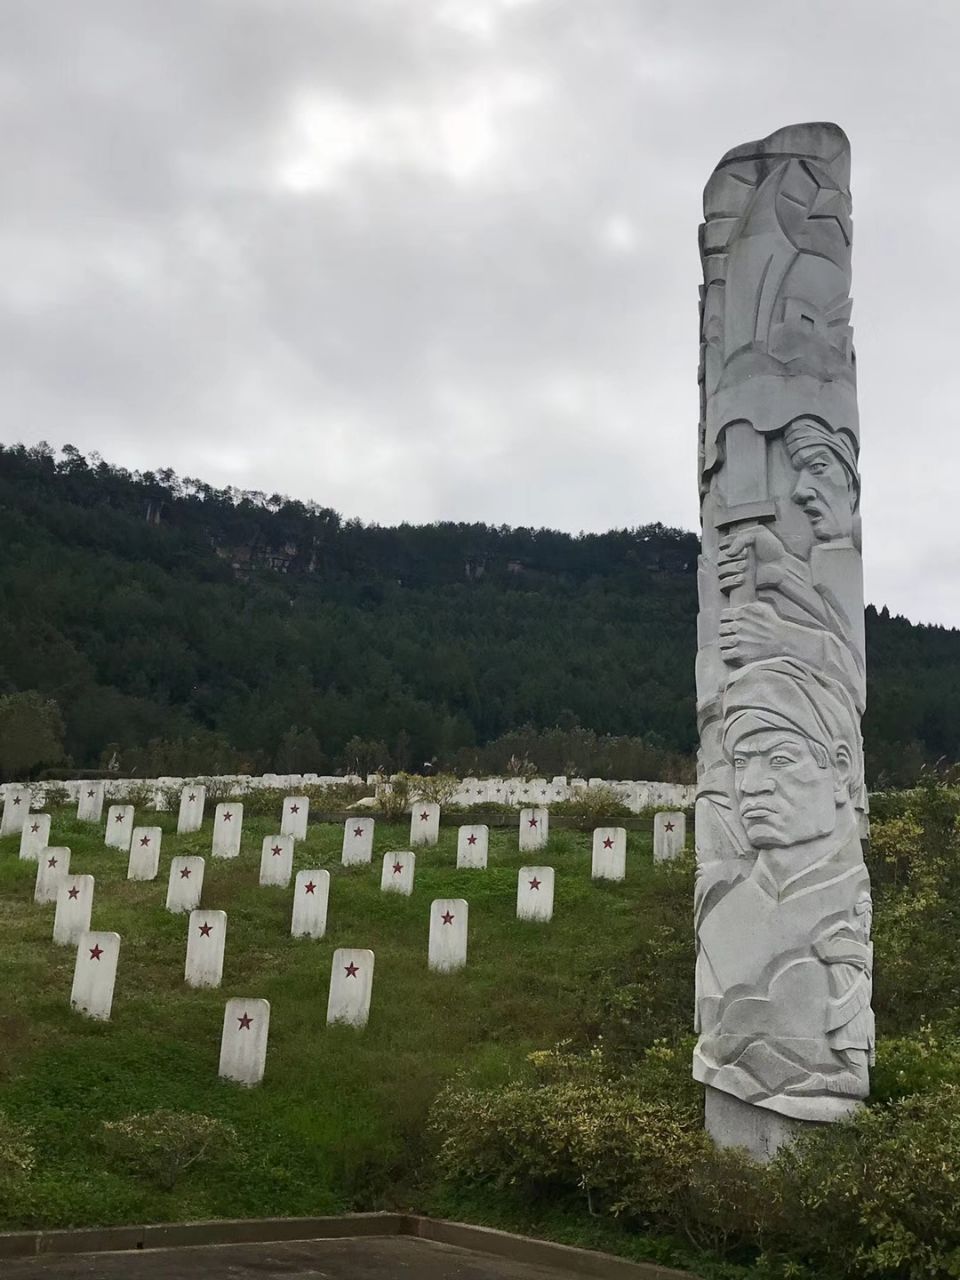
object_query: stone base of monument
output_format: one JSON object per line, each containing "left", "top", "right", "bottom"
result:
{"left": 704, "top": 1086, "right": 823, "bottom": 1163}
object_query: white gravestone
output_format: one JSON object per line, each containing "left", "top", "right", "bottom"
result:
{"left": 53, "top": 875, "right": 94, "bottom": 946}
{"left": 177, "top": 785, "right": 206, "bottom": 834}
{"left": 127, "top": 827, "right": 162, "bottom": 880}
{"left": 259, "top": 834, "right": 293, "bottom": 887}
{"left": 19, "top": 813, "right": 51, "bottom": 862}
{"left": 410, "top": 802, "right": 440, "bottom": 847}
{"left": 1, "top": 785, "right": 30, "bottom": 837}
{"left": 517, "top": 866, "right": 554, "bottom": 922}
{"left": 219, "top": 998, "right": 270, "bottom": 1086}
{"left": 77, "top": 782, "right": 105, "bottom": 823}
{"left": 342, "top": 817, "right": 374, "bottom": 866}
{"left": 456, "top": 825, "right": 488, "bottom": 869}
{"left": 592, "top": 827, "right": 627, "bottom": 882}
{"left": 519, "top": 808, "right": 549, "bottom": 852}
{"left": 653, "top": 812, "right": 686, "bottom": 862}
{"left": 380, "top": 850, "right": 415, "bottom": 896}
{"left": 327, "top": 948, "right": 375, "bottom": 1027}
{"left": 428, "top": 898, "right": 469, "bottom": 973}
{"left": 280, "top": 796, "right": 309, "bottom": 841}
{"left": 292, "top": 869, "right": 330, "bottom": 938}
{"left": 166, "top": 856, "right": 204, "bottom": 913}
{"left": 185, "top": 909, "right": 227, "bottom": 988}
{"left": 212, "top": 803, "right": 243, "bottom": 858}
{"left": 105, "top": 805, "right": 135, "bottom": 851}
{"left": 35, "top": 848, "right": 70, "bottom": 904}
{"left": 71, "top": 931, "right": 121, "bottom": 1021}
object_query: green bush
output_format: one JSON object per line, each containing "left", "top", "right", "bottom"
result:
{"left": 97, "top": 1110, "right": 242, "bottom": 1191}
{"left": 549, "top": 785, "right": 635, "bottom": 823}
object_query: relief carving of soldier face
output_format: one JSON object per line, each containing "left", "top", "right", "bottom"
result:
{"left": 789, "top": 443, "right": 856, "bottom": 541}
{"left": 730, "top": 726, "right": 844, "bottom": 849}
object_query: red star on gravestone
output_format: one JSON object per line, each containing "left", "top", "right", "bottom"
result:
{"left": 344, "top": 962, "right": 359, "bottom": 978}
{"left": 271, "top": 844, "right": 283, "bottom": 857}
{"left": 304, "top": 880, "right": 316, "bottom": 894}
{"left": 198, "top": 922, "right": 213, "bottom": 937}
{"left": 392, "top": 861, "right": 403, "bottom": 875}
{"left": 467, "top": 833, "right": 477, "bottom": 846}
{"left": 237, "top": 1012, "right": 253, "bottom": 1030}
{"left": 88, "top": 944, "right": 104, "bottom": 961}
{"left": 289, "top": 804, "right": 300, "bottom": 814}
{"left": 87, "top": 789, "right": 95, "bottom": 798}
{"left": 529, "top": 877, "right": 541, "bottom": 891}
{"left": 528, "top": 817, "right": 538, "bottom": 828}
{"left": 353, "top": 826, "right": 364, "bottom": 837}
{"left": 114, "top": 812, "right": 124, "bottom": 823}
{"left": 180, "top": 866, "right": 192, "bottom": 879}
{"left": 11, "top": 796, "right": 21, "bottom": 806}
{"left": 223, "top": 812, "right": 232, "bottom": 822}
{"left": 419, "top": 811, "right": 429, "bottom": 821}
{"left": 47, "top": 856, "right": 58, "bottom": 868}
{"left": 664, "top": 821, "right": 675, "bottom": 833}
{"left": 441, "top": 910, "right": 455, "bottom": 925}
{"left": 476, "top": 788, "right": 482, "bottom": 795}
{"left": 67, "top": 885, "right": 80, "bottom": 900}
{"left": 139, "top": 835, "right": 150, "bottom": 847}
{"left": 30, "top": 822, "right": 40, "bottom": 833}
{"left": 188, "top": 793, "right": 197, "bottom": 802}
{"left": 603, "top": 836, "right": 614, "bottom": 849}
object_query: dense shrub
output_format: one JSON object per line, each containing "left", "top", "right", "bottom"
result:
{"left": 97, "top": 1110, "right": 242, "bottom": 1191}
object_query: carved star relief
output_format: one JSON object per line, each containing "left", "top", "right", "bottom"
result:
{"left": 392, "top": 861, "right": 403, "bottom": 875}
{"left": 11, "top": 796, "right": 21, "bottom": 806}
{"left": 198, "top": 922, "right": 213, "bottom": 937}
{"left": 237, "top": 1012, "right": 253, "bottom": 1030}
{"left": 344, "top": 962, "right": 359, "bottom": 978}
{"left": 223, "top": 812, "right": 232, "bottom": 822}
{"left": 67, "top": 885, "right": 80, "bottom": 900}
{"left": 89, "top": 944, "right": 104, "bottom": 961}
{"left": 140, "top": 835, "right": 151, "bottom": 847}
{"left": 114, "top": 812, "right": 124, "bottom": 823}
{"left": 30, "top": 822, "right": 39, "bottom": 833}
{"left": 180, "top": 866, "right": 192, "bottom": 878}
{"left": 602, "top": 836, "right": 614, "bottom": 849}
{"left": 304, "top": 880, "right": 316, "bottom": 894}
{"left": 467, "top": 833, "right": 477, "bottom": 846}
{"left": 47, "top": 856, "right": 57, "bottom": 868}
{"left": 289, "top": 804, "right": 300, "bottom": 814}
{"left": 87, "top": 790, "right": 95, "bottom": 799}
{"left": 441, "top": 910, "right": 455, "bottom": 925}
{"left": 664, "top": 821, "right": 675, "bottom": 833}
{"left": 353, "top": 826, "right": 364, "bottom": 837}
{"left": 271, "top": 845, "right": 283, "bottom": 857}
{"left": 529, "top": 877, "right": 541, "bottom": 891}
{"left": 528, "top": 817, "right": 538, "bottom": 829}
{"left": 419, "top": 811, "right": 429, "bottom": 822}
{"left": 803, "top": 162, "right": 853, "bottom": 246}
{"left": 188, "top": 793, "right": 197, "bottom": 802}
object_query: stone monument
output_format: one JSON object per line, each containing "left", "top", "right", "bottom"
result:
{"left": 693, "top": 123, "right": 873, "bottom": 1159}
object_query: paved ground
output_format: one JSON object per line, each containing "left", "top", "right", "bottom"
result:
{"left": 0, "top": 1236, "right": 599, "bottom": 1279}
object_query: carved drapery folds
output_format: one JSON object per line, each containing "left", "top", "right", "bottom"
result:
{"left": 693, "top": 123, "right": 873, "bottom": 1124}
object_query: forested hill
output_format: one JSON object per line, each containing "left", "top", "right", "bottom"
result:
{"left": 0, "top": 442, "right": 957, "bottom": 787}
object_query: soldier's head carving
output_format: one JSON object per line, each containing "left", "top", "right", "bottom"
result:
{"left": 784, "top": 416, "right": 859, "bottom": 542}
{"left": 721, "top": 658, "right": 862, "bottom": 850}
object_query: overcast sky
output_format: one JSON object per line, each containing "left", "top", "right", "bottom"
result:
{"left": 3, "top": 1, "right": 957, "bottom": 625}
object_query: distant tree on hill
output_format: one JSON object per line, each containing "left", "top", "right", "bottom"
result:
{"left": 0, "top": 691, "right": 65, "bottom": 779}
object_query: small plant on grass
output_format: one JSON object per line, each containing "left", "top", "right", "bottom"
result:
{"left": 98, "top": 1110, "right": 242, "bottom": 1191}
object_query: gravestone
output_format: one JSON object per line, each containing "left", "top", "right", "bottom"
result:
{"left": 456, "top": 825, "right": 488, "bottom": 869}
{"left": 219, "top": 998, "right": 270, "bottom": 1086}
{"left": 127, "top": 827, "right": 162, "bottom": 880}
{"left": 280, "top": 795, "right": 309, "bottom": 841}
{"left": 291, "top": 869, "right": 330, "bottom": 938}
{"left": 259, "top": 835, "right": 293, "bottom": 887}
{"left": 517, "top": 866, "right": 554, "bottom": 922}
{"left": 653, "top": 812, "right": 685, "bottom": 862}
{"left": 326, "top": 948, "right": 375, "bottom": 1027}
{"left": 519, "top": 807, "right": 549, "bottom": 852}
{"left": 380, "top": 850, "right": 415, "bottom": 896}
{"left": 342, "top": 817, "right": 374, "bottom": 866}
{"left": 19, "top": 813, "right": 51, "bottom": 862}
{"left": 77, "top": 782, "right": 105, "bottom": 823}
{"left": 185, "top": 909, "right": 227, "bottom": 988}
{"left": 53, "top": 874, "right": 94, "bottom": 946}
{"left": 177, "top": 784, "right": 206, "bottom": 834}
{"left": 105, "top": 804, "right": 135, "bottom": 851}
{"left": 592, "top": 827, "right": 627, "bottom": 881}
{"left": 166, "top": 856, "right": 204, "bottom": 912}
{"left": 212, "top": 802, "right": 243, "bottom": 858}
{"left": 70, "top": 931, "right": 121, "bottom": 1020}
{"left": 410, "top": 802, "right": 440, "bottom": 847}
{"left": 428, "top": 898, "right": 469, "bottom": 972}
{"left": 1, "top": 785, "right": 30, "bottom": 837}
{"left": 35, "top": 848, "right": 70, "bottom": 904}
{"left": 693, "top": 122, "right": 873, "bottom": 1159}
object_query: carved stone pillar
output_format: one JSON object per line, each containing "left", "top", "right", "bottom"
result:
{"left": 693, "top": 123, "right": 873, "bottom": 1160}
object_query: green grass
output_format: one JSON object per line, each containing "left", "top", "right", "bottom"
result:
{"left": 0, "top": 807, "right": 695, "bottom": 1262}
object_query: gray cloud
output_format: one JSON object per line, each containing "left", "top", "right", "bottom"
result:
{"left": 1, "top": 0, "right": 956, "bottom": 622}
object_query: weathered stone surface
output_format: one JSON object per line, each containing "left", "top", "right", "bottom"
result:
{"left": 70, "top": 930, "right": 121, "bottom": 1020}
{"left": 105, "top": 805, "right": 135, "bottom": 852}
{"left": 591, "top": 827, "right": 626, "bottom": 881}
{"left": 53, "top": 875, "right": 94, "bottom": 946}
{"left": 456, "top": 825, "right": 488, "bottom": 869}
{"left": 177, "top": 785, "right": 206, "bottom": 834}
{"left": 519, "top": 808, "right": 548, "bottom": 852}
{"left": 342, "top": 817, "right": 374, "bottom": 866}
{"left": 281, "top": 796, "right": 309, "bottom": 841}
{"left": 291, "top": 869, "right": 330, "bottom": 938}
{"left": 1, "top": 785, "right": 30, "bottom": 837}
{"left": 19, "top": 813, "right": 50, "bottom": 862}
{"left": 35, "top": 847, "right": 70, "bottom": 903}
{"left": 219, "top": 997, "right": 270, "bottom": 1085}
{"left": 77, "top": 781, "right": 105, "bottom": 823}
{"left": 428, "top": 898, "right": 468, "bottom": 972}
{"left": 259, "top": 835, "right": 293, "bottom": 887}
{"left": 212, "top": 803, "right": 243, "bottom": 858}
{"left": 166, "top": 856, "right": 204, "bottom": 913}
{"left": 410, "top": 803, "right": 440, "bottom": 847}
{"left": 127, "top": 827, "right": 162, "bottom": 880}
{"left": 327, "top": 948, "right": 375, "bottom": 1027}
{"left": 185, "top": 909, "right": 227, "bottom": 988}
{"left": 381, "top": 850, "right": 415, "bottom": 896}
{"left": 694, "top": 123, "right": 872, "bottom": 1148}
{"left": 516, "top": 866, "right": 554, "bottom": 922}
{"left": 653, "top": 813, "right": 685, "bottom": 862}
